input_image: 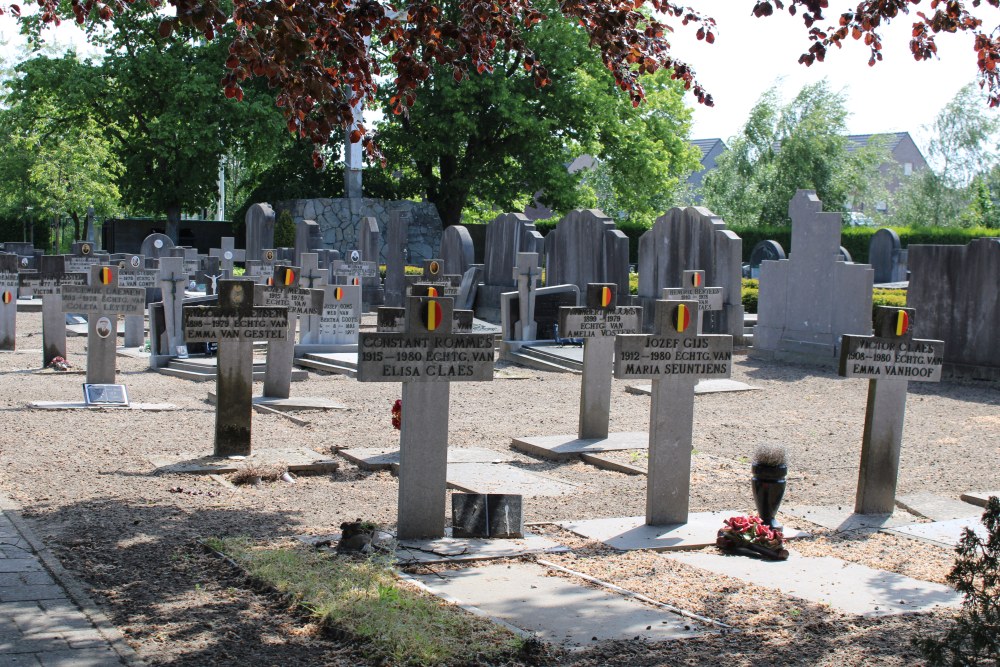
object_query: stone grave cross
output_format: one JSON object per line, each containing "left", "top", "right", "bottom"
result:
{"left": 67, "top": 241, "right": 99, "bottom": 278}
{"left": 61, "top": 265, "right": 145, "bottom": 384}
{"left": 0, "top": 254, "right": 19, "bottom": 350}
{"left": 209, "top": 237, "right": 246, "bottom": 275}
{"left": 158, "top": 257, "right": 190, "bottom": 358}
{"left": 18, "top": 256, "right": 87, "bottom": 366}
{"left": 298, "top": 253, "right": 329, "bottom": 344}
{"left": 558, "top": 283, "right": 642, "bottom": 439}
{"left": 513, "top": 252, "right": 541, "bottom": 341}
{"left": 116, "top": 254, "right": 159, "bottom": 348}
{"left": 184, "top": 279, "right": 289, "bottom": 456}
{"left": 253, "top": 265, "right": 323, "bottom": 398}
{"left": 662, "top": 270, "right": 723, "bottom": 335}
{"left": 614, "top": 299, "right": 733, "bottom": 525}
{"left": 357, "top": 295, "right": 495, "bottom": 539}
{"left": 332, "top": 249, "right": 377, "bottom": 286}
{"left": 838, "top": 306, "right": 944, "bottom": 514}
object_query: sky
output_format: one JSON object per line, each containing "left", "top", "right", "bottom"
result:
{"left": 2, "top": 2, "right": 999, "bottom": 156}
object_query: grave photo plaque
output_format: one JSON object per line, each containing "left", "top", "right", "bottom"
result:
{"left": 83, "top": 383, "right": 130, "bottom": 406}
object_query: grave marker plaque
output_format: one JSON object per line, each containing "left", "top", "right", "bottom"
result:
{"left": 615, "top": 299, "right": 733, "bottom": 525}
{"left": 0, "top": 254, "right": 19, "bottom": 350}
{"left": 184, "top": 279, "right": 289, "bottom": 456}
{"left": 838, "top": 307, "right": 944, "bottom": 514}
{"left": 254, "top": 265, "right": 323, "bottom": 398}
{"left": 358, "top": 295, "right": 494, "bottom": 538}
{"left": 662, "top": 270, "right": 724, "bottom": 334}
{"left": 298, "top": 253, "right": 329, "bottom": 344}
{"left": 319, "top": 284, "right": 362, "bottom": 344}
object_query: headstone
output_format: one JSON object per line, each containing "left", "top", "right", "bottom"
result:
{"left": 511, "top": 252, "right": 541, "bottom": 341}
{"left": 868, "top": 229, "right": 905, "bottom": 284}
{"left": 245, "top": 203, "right": 275, "bottom": 263}
{"left": 332, "top": 250, "right": 379, "bottom": 291}
{"left": 614, "top": 299, "right": 733, "bottom": 525}
{"left": 0, "top": 255, "right": 19, "bottom": 350}
{"left": 662, "top": 270, "right": 723, "bottom": 335}
{"left": 115, "top": 254, "right": 158, "bottom": 347}
{"left": 455, "top": 266, "right": 481, "bottom": 311}
{"left": 839, "top": 306, "right": 944, "bottom": 514}
{"left": 357, "top": 295, "right": 495, "bottom": 538}
{"left": 357, "top": 217, "right": 385, "bottom": 308}
{"left": 559, "top": 284, "right": 642, "bottom": 438}
{"left": 440, "top": 225, "right": 475, "bottom": 276}
{"left": 294, "top": 219, "right": 323, "bottom": 266}
{"left": 297, "top": 253, "right": 330, "bottom": 344}
{"left": 67, "top": 241, "right": 99, "bottom": 277}
{"left": 319, "top": 284, "right": 362, "bottom": 345}
{"left": 158, "top": 257, "right": 189, "bottom": 359}
{"left": 61, "top": 265, "right": 145, "bottom": 384}
{"left": 749, "top": 240, "right": 786, "bottom": 279}
{"left": 907, "top": 238, "right": 1000, "bottom": 379}
{"left": 195, "top": 255, "right": 224, "bottom": 296}
{"left": 384, "top": 210, "right": 410, "bottom": 308}
{"left": 18, "top": 256, "right": 87, "bottom": 366}
{"left": 545, "top": 209, "right": 629, "bottom": 299}
{"left": 139, "top": 233, "right": 174, "bottom": 260}
{"left": 451, "top": 494, "right": 524, "bottom": 538}
{"left": 752, "top": 190, "right": 874, "bottom": 365}
{"left": 183, "top": 279, "right": 289, "bottom": 456}
{"left": 209, "top": 237, "right": 245, "bottom": 275}
{"left": 253, "top": 265, "right": 323, "bottom": 398}
{"left": 501, "top": 285, "right": 580, "bottom": 342}
{"left": 637, "top": 206, "right": 743, "bottom": 339}
{"left": 476, "top": 213, "right": 543, "bottom": 321}
{"left": 85, "top": 207, "right": 96, "bottom": 243}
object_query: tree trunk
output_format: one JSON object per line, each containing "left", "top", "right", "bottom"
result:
{"left": 165, "top": 204, "right": 182, "bottom": 243}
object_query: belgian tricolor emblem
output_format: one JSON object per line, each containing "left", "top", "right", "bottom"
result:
{"left": 895, "top": 310, "right": 909, "bottom": 336}
{"left": 266, "top": 277, "right": 274, "bottom": 286}
{"left": 423, "top": 300, "right": 443, "bottom": 331}
{"left": 2, "top": 291, "right": 12, "bottom": 305}
{"left": 282, "top": 268, "right": 296, "bottom": 286}
{"left": 352, "top": 277, "right": 361, "bottom": 286}
{"left": 690, "top": 273, "right": 702, "bottom": 287}
{"left": 427, "top": 286, "right": 439, "bottom": 297}
{"left": 674, "top": 303, "right": 691, "bottom": 333}
{"left": 99, "top": 267, "right": 113, "bottom": 285}
{"left": 333, "top": 287, "right": 344, "bottom": 301}
{"left": 601, "top": 286, "right": 613, "bottom": 307}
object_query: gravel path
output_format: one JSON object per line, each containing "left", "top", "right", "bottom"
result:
{"left": 0, "top": 310, "right": 997, "bottom": 665}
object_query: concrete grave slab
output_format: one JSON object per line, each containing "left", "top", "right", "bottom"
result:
{"left": 337, "top": 447, "right": 511, "bottom": 471}
{"left": 149, "top": 448, "right": 339, "bottom": 474}
{"left": 895, "top": 492, "right": 984, "bottom": 522}
{"left": 395, "top": 531, "right": 568, "bottom": 564}
{"left": 558, "top": 513, "right": 808, "bottom": 551}
{"left": 960, "top": 490, "right": 1000, "bottom": 508}
{"left": 783, "top": 505, "right": 921, "bottom": 532}
{"left": 28, "top": 401, "right": 177, "bottom": 411}
{"left": 511, "top": 432, "right": 649, "bottom": 460}
{"left": 885, "top": 517, "right": 989, "bottom": 549}
{"left": 663, "top": 550, "right": 961, "bottom": 616}
{"left": 409, "top": 562, "right": 708, "bottom": 647}
{"left": 446, "top": 463, "right": 579, "bottom": 497}
{"left": 625, "top": 379, "right": 761, "bottom": 396}
{"left": 206, "top": 391, "right": 347, "bottom": 412}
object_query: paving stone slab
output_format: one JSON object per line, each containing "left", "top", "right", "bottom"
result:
{"left": 409, "top": 562, "right": 709, "bottom": 647}
{"left": 395, "top": 533, "right": 568, "bottom": 565}
{"left": 885, "top": 517, "right": 990, "bottom": 549}
{"left": 625, "top": 379, "right": 761, "bottom": 396}
{"left": 663, "top": 550, "right": 961, "bottom": 616}
{"left": 558, "top": 513, "right": 808, "bottom": 551}
{"left": 895, "top": 492, "right": 984, "bottom": 522}
{"left": 511, "top": 432, "right": 649, "bottom": 460}
{"left": 27, "top": 402, "right": 177, "bottom": 412}
{"left": 783, "top": 505, "right": 922, "bottom": 532}
{"left": 445, "top": 463, "right": 579, "bottom": 497}
{"left": 337, "top": 447, "right": 511, "bottom": 471}
{"left": 149, "top": 448, "right": 340, "bottom": 474}
{"left": 960, "top": 490, "right": 1000, "bottom": 508}
{"left": 206, "top": 391, "right": 348, "bottom": 411}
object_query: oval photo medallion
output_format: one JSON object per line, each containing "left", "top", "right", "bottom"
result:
{"left": 96, "top": 316, "right": 113, "bottom": 339}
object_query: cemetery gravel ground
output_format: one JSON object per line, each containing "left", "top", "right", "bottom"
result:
{"left": 0, "top": 312, "right": 997, "bottom": 665}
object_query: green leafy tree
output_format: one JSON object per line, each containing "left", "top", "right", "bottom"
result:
{"left": 701, "top": 81, "right": 891, "bottom": 226}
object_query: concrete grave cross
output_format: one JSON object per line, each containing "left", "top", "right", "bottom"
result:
{"left": 60, "top": 264, "right": 145, "bottom": 384}
{"left": 158, "top": 257, "right": 190, "bottom": 358}
{"left": 513, "top": 252, "right": 541, "bottom": 341}
{"left": 558, "top": 283, "right": 642, "bottom": 439}
{"left": 209, "top": 237, "right": 246, "bottom": 275}
{"left": 319, "top": 283, "right": 362, "bottom": 345}
{"left": 839, "top": 306, "right": 944, "bottom": 515}
{"left": 18, "top": 255, "right": 88, "bottom": 367}
{"left": 67, "top": 241, "right": 99, "bottom": 278}
{"left": 115, "top": 254, "right": 158, "bottom": 348}
{"left": 253, "top": 265, "right": 323, "bottom": 398}
{"left": 614, "top": 299, "right": 733, "bottom": 526}
{"left": 332, "top": 249, "right": 378, "bottom": 286}
{"left": 357, "top": 295, "right": 495, "bottom": 539}
{"left": 183, "top": 279, "right": 289, "bottom": 457}
{"left": 0, "top": 254, "right": 19, "bottom": 350}
{"left": 298, "top": 253, "right": 330, "bottom": 344}
{"left": 662, "top": 270, "right": 724, "bottom": 335}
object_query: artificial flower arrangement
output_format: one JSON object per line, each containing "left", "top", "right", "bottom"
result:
{"left": 391, "top": 399, "right": 402, "bottom": 430}
{"left": 716, "top": 514, "right": 789, "bottom": 561}
{"left": 48, "top": 356, "right": 70, "bottom": 371}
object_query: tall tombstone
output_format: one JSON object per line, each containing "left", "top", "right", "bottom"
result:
{"left": 358, "top": 295, "right": 495, "bottom": 539}
{"left": 139, "top": 233, "right": 175, "bottom": 260}
{"left": 210, "top": 238, "right": 245, "bottom": 275}
{"left": 61, "top": 265, "right": 145, "bottom": 384}
{"left": 752, "top": 190, "right": 874, "bottom": 365}
{"left": 839, "top": 307, "right": 944, "bottom": 514}
{"left": 637, "top": 206, "right": 743, "bottom": 339}
{"left": 615, "top": 300, "right": 733, "bottom": 525}
{"left": 749, "top": 240, "right": 786, "bottom": 279}
{"left": 440, "top": 225, "right": 475, "bottom": 276}
{"left": 662, "top": 270, "right": 723, "bottom": 335}
{"left": 869, "top": 228, "right": 906, "bottom": 283}
{"left": 512, "top": 252, "right": 541, "bottom": 341}
{"left": 184, "top": 280, "right": 288, "bottom": 456}
{"left": 319, "top": 284, "right": 362, "bottom": 345}
{"left": 0, "top": 255, "right": 19, "bottom": 350}
{"left": 158, "top": 257, "right": 189, "bottom": 358}
{"left": 67, "top": 241, "right": 100, "bottom": 280}
{"left": 545, "top": 209, "right": 629, "bottom": 300}
{"left": 294, "top": 219, "right": 323, "bottom": 266}
{"left": 115, "top": 254, "right": 159, "bottom": 347}
{"left": 254, "top": 265, "right": 322, "bottom": 398}
{"left": 357, "top": 217, "right": 385, "bottom": 308}
{"left": 297, "top": 253, "right": 329, "bottom": 344}
{"left": 245, "top": 203, "right": 276, "bottom": 263}
{"left": 18, "top": 256, "right": 87, "bottom": 367}
{"left": 384, "top": 210, "right": 410, "bottom": 308}
{"left": 477, "top": 213, "right": 542, "bottom": 321}
{"left": 559, "top": 284, "right": 642, "bottom": 439}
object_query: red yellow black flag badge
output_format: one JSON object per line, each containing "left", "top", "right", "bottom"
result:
{"left": 423, "top": 300, "right": 443, "bottom": 331}
{"left": 675, "top": 303, "right": 691, "bottom": 333}
{"left": 895, "top": 310, "right": 909, "bottom": 336}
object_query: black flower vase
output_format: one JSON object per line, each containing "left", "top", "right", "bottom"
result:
{"left": 752, "top": 463, "right": 787, "bottom": 531}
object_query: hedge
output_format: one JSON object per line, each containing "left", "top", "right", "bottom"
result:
{"left": 741, "top": 278, "right": 907, "bottom": 318}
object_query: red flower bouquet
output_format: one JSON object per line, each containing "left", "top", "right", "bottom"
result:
{"left": 391, "top": 399, "right": 402, "bottom": 430}
{"left": 716, "top": 514, "right": 789, "bottom": 561}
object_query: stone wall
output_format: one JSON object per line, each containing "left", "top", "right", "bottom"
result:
{"left": 276, "top": 198, "right": 443, "bottom": 264}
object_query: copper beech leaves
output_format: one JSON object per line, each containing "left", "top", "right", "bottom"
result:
{"left": 5, "top": 0, "right": 1000, "bottom": 163}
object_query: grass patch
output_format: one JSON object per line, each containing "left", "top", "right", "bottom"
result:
{"left": 204, "top": 537, "right": 527, "bottom": 666}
